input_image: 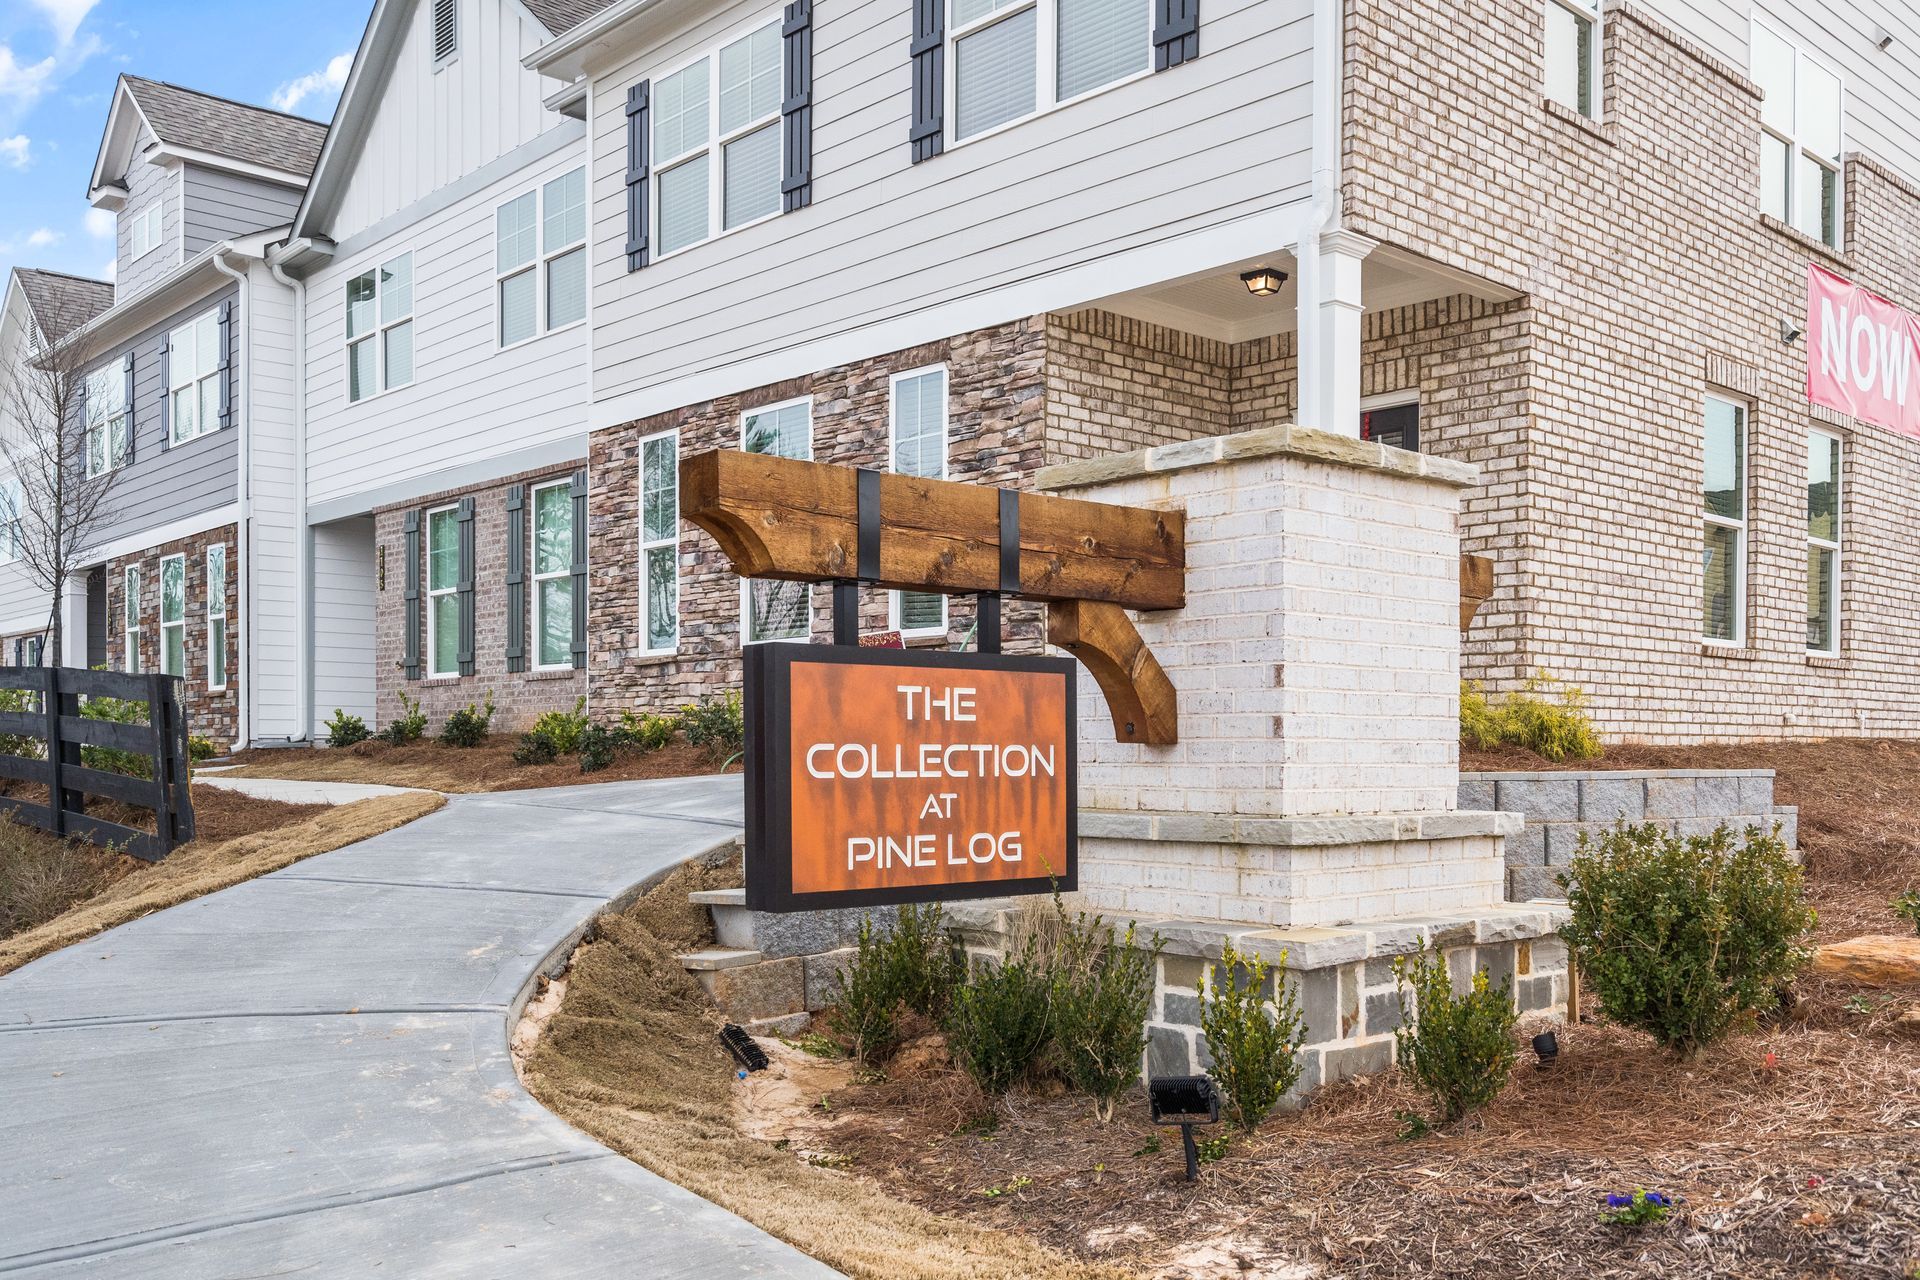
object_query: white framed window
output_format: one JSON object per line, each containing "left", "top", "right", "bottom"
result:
{"left": 206, "top": 542, "right": 228, "bottom": 690}
{"left": 497, "top": 167, "right": 586, "bottom": 348}
{"left": 531, "top": 480, "right": 575, "bottom": 669}
{"left": 653, "top": 16, "right": 784, "bottom": 260}
{"left": 1544, "top": 0, "right": 1600, "bottom": 118}
{"left": 1702, "top": 394, "right": 1746, "bottom": 646}
{"left": 889, "top": 366, "right": 950, "bottom": 639}
{"left": 432, "top": 0, "right": 459, "bottom": 65}
{"left": 123, "top": 565, "right": 142, "bottom": 674}
{"left": 1806, "top": 430, "right": 1841, "bottom": 655}
{"left": 425, "top": 504, "right": 460, "bottom": 677}
{"left": 1751, "top": 20, "right": 1843, "bottom": 249}
{"left": 639, "top": 430, "right": 680, "bottom": 655}
{"left": 159, "top": 553, "right": 186, "bottom": 677}
{"left": 85, "top": 365, "right": 130, "bottom": 477}
{"left": 741, "top": 397, "right": 814, "bottom": 643}
{"left": 948, "top": 0, "right": 1151, "bottom": 145}
{"left": 167, "top": 309, "right": 221, "bottom": 446}
{"left": 346, "top": 251, "right": 414, "bottom": 402}
{"left": 129, "top": 202, "right": 162, "bottom": 259}
{"left": 0, "top": 478, "right": 21, "bottom": 563}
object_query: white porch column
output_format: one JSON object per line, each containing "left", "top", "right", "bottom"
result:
{"left": 57, "top": 573, "right": 87, "bottom": 667}
{"left": 1294, "top": 229, "right": 1375, "bottom": 438}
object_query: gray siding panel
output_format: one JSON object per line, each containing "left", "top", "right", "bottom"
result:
{"left": 117, "top": 124, "right": 182, "bottom": 302}
{"left": 182, "top": 165, "right": 303, "bottom": 254}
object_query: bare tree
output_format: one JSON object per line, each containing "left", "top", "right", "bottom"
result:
{"left": 0, "top": 322, "right": 120, "bottom": 666}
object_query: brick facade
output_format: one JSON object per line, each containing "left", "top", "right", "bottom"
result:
{"left": 104, "top": 524, "right": 239, "bottom": 745}
{"left": 373, "top": 464, "right": 587, "bottom": 734}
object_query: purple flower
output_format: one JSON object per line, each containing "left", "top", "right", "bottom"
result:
{"left": 1607, "top": 1194, "right": 1631, "bottom": 1208}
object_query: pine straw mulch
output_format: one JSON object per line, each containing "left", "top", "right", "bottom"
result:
{"left": 221, "top": 737, "right": 735, "bottom": 793}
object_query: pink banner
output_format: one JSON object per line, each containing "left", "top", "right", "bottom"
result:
{"left": 1806, "top": 263, "right": 1920, "bottom": 440}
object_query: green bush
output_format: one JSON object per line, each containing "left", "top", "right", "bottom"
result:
{"left": 1197, "top": 941, "right": 1307, "bottom": 1132}
{"left": 1460, "top": 672, "right": 1601, "bottom": 762}
{"left": 1052, "top": 912, "right": 1163, "bottom": 1122}
{"left": 79, "top": 693, "right": 152, "bottom": 779}
{"left": 529, "top": 698, "right": 589, "bottom": 754}
{"left": 1393, "top": 946, "right": 1518, "bottom": 1124}
{"left": 620, "top": 709, "right": 679, "bottom": 752}
{"left": 828, "top": 914, "right": 901, "bottom": 1064}
{"left": 1560, "top": 822, "right": 1816, "bottom": 1056}
{"left": 681, "top": 690, "right": 744, "bottom": 761}
{"left": 439, "top": 692, "right": 496, "bottom": 748}
{"left": 885, "top": 902, "right": 967, "bottom": 1021}
{"left": 0, "top": 686, "right": 41, "bottom": 760}
{"left": 1893, "top": 890, "right": 1920, "bottom": 937}
{"left": 323, "top": 708, "right": 369, "bottom": 749}
{"left": 513, "top": 733, "right": 558, "bottom": 766}
{"left": 384, "top": 690, "right": 427, "bottom": 745}
{"left": 946, "top": 937, "right": 1054, "bottom": 1096}
{"left": 188, "top": 734, "right": 218, "bottom": 762}
{"left": 576, "top": 723, "right": 618, "bottom": 773}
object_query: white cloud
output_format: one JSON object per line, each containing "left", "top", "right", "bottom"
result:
{"left": 0, "top": 46, "right": 57, "bottom": 105}
{"left": 271, "top": 52, "right": 352, "bottom": 114}
{"left": 84, "top": 207, "right": 113, "bottom": 239}
{"left": 25, "top": 228, "right": 59, "bottom": 248}
{"left": 27, "top": 0, "right": 100, "bottom": 46}
{"left": 0, "top": 135, "right": 28, "bottom": 168}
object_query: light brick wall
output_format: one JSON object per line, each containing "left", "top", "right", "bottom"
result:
{"left": 105, "top": 524, "right": 239, "bottom": 744}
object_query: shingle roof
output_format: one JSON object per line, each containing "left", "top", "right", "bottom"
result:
{"left": 14, "top": 269, "right": 115, "bottom": 342}
{"left": 122, "top": 77, "right": 329, "bottom": 179}
{"left": 522, "top": 0, "right": 621, "bottom": 36}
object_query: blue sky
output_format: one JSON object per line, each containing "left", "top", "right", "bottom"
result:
{"left": 0, "top": 0, "right": 373, "bottom": 288}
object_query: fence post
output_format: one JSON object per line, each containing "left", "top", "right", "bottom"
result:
{"left": 168, "top": 677, "right": 193, "bottom": 845}
{"left": 40, "top": 665, "right": 64, "bottom": 836}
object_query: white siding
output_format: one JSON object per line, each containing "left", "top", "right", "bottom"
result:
{"left": 311, "top": 516, "right": 376, "bottom": 736}
{"left": 0, "top": 291, "right": 48, "bottom": 635}
{"left": 245, "top": 261, "right": 305, "bottom": 741}
{"left": 584, "top": 0, "right": 1315, "bottom": 419}
{"left": 1643, "top": 0, "right": 1750, "bottom": 69}
{"left": 331, "top": 0, "right": 575, "bottom": 241}
{"left": 118, "top": 125, "right": 181, "bottom": 300}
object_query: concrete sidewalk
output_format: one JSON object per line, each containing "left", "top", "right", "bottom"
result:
{"left": 192, "top": 772, "right": 430, "bottom": 805}
{"left": 0, "top": 775, "right": 840, "bottom": 1278}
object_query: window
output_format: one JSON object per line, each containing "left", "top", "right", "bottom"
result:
{"left": 129, "top": 202, "right": 162, "bottom": 259}
{"left": 432, "top": 0, "right": 459, "bottom": 64}
{"left": 207, "top": 543, "right": 228, "bottom": 690}
{"left": 1752, "top": 21, "right": 1843, "bottom": 249}
{"left": 531, "top": 480, "right": 574, "bottom": 668}
{"left": 1543, "top": 0, "right": 1599, "bottom": 118}
{"left": 0, "top": 478, "right": 21, "bottom": 563}
{"left": 949, "top": 0, "right": 1150, "bottom": 143}
{"left": 346, "top": 252, "right": 414, "bottom": 402}
{"left": 639, "top": 431, "right": 680, "bottom": 654}
{"left": 890, "top": 367, "right": 949, "bottom": 638}
{"left": 741, "top": 399, "right": 813, "bottom": 643}
{"left": 426, "top": 505, "right": 460, "bottom": 676}
{"left": 497, "top": 168, "right": 586, "bottom": 347}
{"left": 85, "top": 365, "right": 129, "bottom": 477}
{"left": 1360, "top": 395, "right": 1420, "bottom": 452}
{"left": 124, "top": 565, "right": 142, "bottom": 674}
{"left": 1702, "top": 395, "right": 1746, "bottom": 645}
{"left": 1807, "top": 430, "right": 1840, "bottom": 654}
{"left": 159, "top": 554, "right": 186, "bottom": 677}
{"left": 167, "top": 309, "right": 221, "bottom": 446}
{"left": 654, "top": 18, "right": 783, "bottom": 258}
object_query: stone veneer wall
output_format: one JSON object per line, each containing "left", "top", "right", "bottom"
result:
{"left": 104, "top": 523, "right": 240, "bottom": 745}
{"left": 1462, "top": 770, "right": 1798, "bottom": 901}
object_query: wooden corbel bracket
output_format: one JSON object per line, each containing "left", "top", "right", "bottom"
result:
{"left": 1047, "top": 599, "right": 1178, "bottom": 745}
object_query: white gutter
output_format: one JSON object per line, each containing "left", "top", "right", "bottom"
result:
{"left": 210, "top": 248, "right": 252, "bottom": 752}
{"left": 268, "top": 254, "right": 312, "bottom": 745}
{"left": 1294, "top": 0, "right": 1345, "bottom": 433}
{"left": 525, "top": 0, "right": 654, "bottom": 78}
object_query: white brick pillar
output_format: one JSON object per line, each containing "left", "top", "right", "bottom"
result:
{"left": 1296, "top": 229, "right": 1374, "bottom": 438}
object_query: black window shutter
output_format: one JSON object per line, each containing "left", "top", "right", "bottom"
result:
{"left": 782, "top": 0, "right": 813, "bottom": 211}
{"left": 910, "top": 0, "right": 944, "bottom": 162}
{"left": 505, "top": 484, "right": 527, "bottom": 673}
{"left": 122, "top": 351, "right": 136, "bottom": 463}
{"left": 402, "top": 510, "right": 422, "bottom": 681}
{"left": 1153, "top": 0, "right": 1199, "bottom": 69}
{"left": 157, "top": 342, "right": 170, "bottom": 451}
{"left": 624, "top": 81, "right": 652, "bottom": 271}
{"left": 217, "top": 299, "right": 234, "bottom": 429}
{"left": 569, "top": 469, "right": 588, "bottom": 670}
{"left": 456, "top": 496, "right": 476, "bottom": 677}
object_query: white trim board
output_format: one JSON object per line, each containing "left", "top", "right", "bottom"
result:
{"left": 84, "top": 501, "right": 242, "bottom": 567}
{"left": 306, "top": 434, "right": 590, "bottom": 524}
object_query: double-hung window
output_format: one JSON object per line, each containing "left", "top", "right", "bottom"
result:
{"left": 531, "top": 480, "right": 574, "bottom": 669}
{"left": 1702, "top": 395, "right": 1746, "bottom": 645}
{"left": 639, "top": 431, "right": 680, "bottom": 654}
{"left": 741, "top": 399, "right": 813, "bottom": 643}
{"left": 130, "top": 202, "right": 162, "bottom": 259}
{"left": 1807, "top": 431, "right": 1841, "bottom": 654}
{"left": 124, "top": 566, "right": 142, "bottom": 674}
{"left": 426, "top": 505, "right": 460, "bottom": 677}
{"left": 1543, "top": 0, "right": 1599, "bottom": 118}
{"left": 159, "top": 553, "right": 186, "bottom": 677}
{"left": 207, "top": 543, "right": 228, "bottom": 690}
{"left": 0, "top": 478, "right": 22, "bottom": 563}
{"left": 346, "top": 252, "right": 414, "bottom": 401}
{"left": 497, "top": 168, "right": 587, "bottom": 347}
{"left": 1751, "top": 21, "right": 1843, "bottom": 249}
{"left": 950, "top": 0, "right": 1150, "bottom": 143}
{"left": 890, "top": 367, "right": 950, "bottom": 639}
{"left": 654, "top": 18, "right": 783, "bottom": 259}
{"left": 85, "top": 365, "right": 129, "bottom": 477}
{"left": 167, "top": 310, "right": 221, "bottom": 446}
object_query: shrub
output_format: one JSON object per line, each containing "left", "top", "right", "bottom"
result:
{"left": 1560, "top": 822, "right": 1816, "bottom": 1056}
{"left": 1393, "top": 946, "right": 1518, "bottom": 1124}
{"left": 384, "top": 690, "right": 427, "bottom": 745}
{"left": 681, "top": 690, "right": 744, "bottom": 762}
{"left": 576, "top": 723, "right": 618, "bottom": 773}
{"left": 1893, "top": 890, "right": 1920, "bottom": 937}
{"left": 512, "top": 734, "right": 558, "bottom": 766}
{"left": 323, "top": 708, "right": 369, "bottom": 749}
{"left": 1197, "top": 941, "right": 1307, "bottom": 1132}
{"left": 529, "top": 698, "right": 589, "bottom": 754}
{"left": 188, "top": 734, "right": 218, "bottom": 762}
{"left": 946, "top": 937, "right": 1054, "bottom": 1096}
{"left": 0, "top": 686, "right": 41, "bottom": 760}
{"left": 620, "top": 709, "right": 679, "bottom": 752}
{"left": 828, "top": 914, "right": 901, "bottom": 1064}
{"left": 887, "top": 902, "right": 967, "bottom": 1022}
{"left": 439, "top": 692, "right": 496, "bottom": 748}
{"left": 1052, "top": 912, "right": 1162, "bottom": 1122}
{"left": 79, "top": 693, "right": 152, "bottom": 779}
{"left": 1460, "top": 671, "right": 1601, "bottom": 762}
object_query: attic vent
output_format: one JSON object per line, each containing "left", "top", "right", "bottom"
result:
{"left": 432, "top": 0, "right": 458, "bottom": 63}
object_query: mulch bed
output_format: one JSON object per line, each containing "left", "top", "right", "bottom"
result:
{"left": 222, "top": 738, "right": 736, "bottom": 793}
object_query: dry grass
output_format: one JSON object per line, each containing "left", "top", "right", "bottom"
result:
{"left": 0, "top": 789, "right": 444, "bottom": 975}
{"left": 223, "top": 738, "right": 734, "bottom": 794}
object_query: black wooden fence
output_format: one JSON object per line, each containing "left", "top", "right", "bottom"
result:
{"left": 0, "top": 666, "right": 195, "bottom": 861}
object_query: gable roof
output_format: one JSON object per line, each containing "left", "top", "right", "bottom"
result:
{"left": 13, "top": 269, "right": 115, "bottom": 343}
{"left": 522, "top": 0, "right": 620, "bottom": 34}
{"left": 121, "top": 77, "right": 329, "bottom": 179}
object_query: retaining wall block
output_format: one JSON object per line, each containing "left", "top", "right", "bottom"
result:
{"left": 1496, "top": 778, "right": 1580, "bottom": 822}
{"left": 1579, "top": 777, "right": 1645, "bottom": 822}
{"left": 1644, "top": 777, "right": 1698, "bottom": 818}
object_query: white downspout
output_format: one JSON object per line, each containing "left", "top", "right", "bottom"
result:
{"left": 1295, "top": 0, "right": 1345, "bottom": 432}
{"left": 269, "top": 255, "right": 311, "bottom": 743}
{"left": 210, "top": 247, "right": 250, "bottom": 750}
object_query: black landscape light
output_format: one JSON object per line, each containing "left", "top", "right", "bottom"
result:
{"left": 1148, "top": 1075, "right": 1220, "bottom": 1182}
{"left": 1531, "top": 1030, "right": 1560, "bottom": 1070}
{"left": 720, "top": 1023, "right": 770, "bottom": 1073}
{"left": 1240, "top": 266, "right": 1288, "bottom": 297}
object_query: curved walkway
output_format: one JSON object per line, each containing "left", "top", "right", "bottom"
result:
{"left": 0, "top": 776, "right": 839, "bottom": 1278}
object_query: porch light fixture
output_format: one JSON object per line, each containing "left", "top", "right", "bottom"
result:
{"left": 1780, "top": 318, "right": 1804, "bottom": 345}
{"left": 1240, "top": 267, "right": 1288, "bottom": 297}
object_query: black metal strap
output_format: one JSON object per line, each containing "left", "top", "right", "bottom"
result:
{"left": 857, "top": 469, "right": 881, "bottom": 581}
{"left": 975, "top": 488, "right": 1020, "bottom": 655}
